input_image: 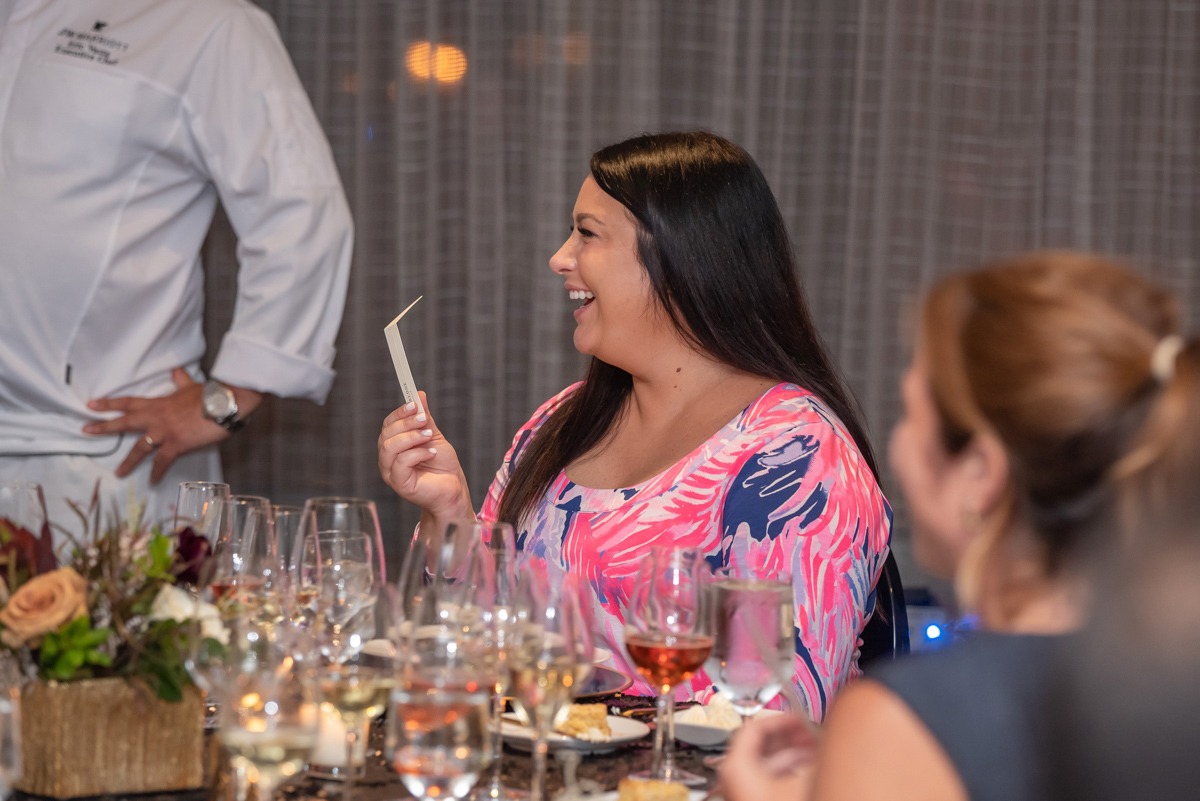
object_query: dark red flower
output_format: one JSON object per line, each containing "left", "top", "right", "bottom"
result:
{"left": 0, "top": 517, "right": 44, "bottom": 591}
{"left": 171, "top": 526, "right": 212, "bottom": 587}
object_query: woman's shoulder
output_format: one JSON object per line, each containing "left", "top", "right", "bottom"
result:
{"left": 742, "top": 383, "right": 846, "bottom": 433}
{"left": 736, "top": 383, "right": 871, "bottom": 469}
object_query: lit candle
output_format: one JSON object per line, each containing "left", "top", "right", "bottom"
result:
{"left": 309, "top": 703, "right": 368, "bottom": 773}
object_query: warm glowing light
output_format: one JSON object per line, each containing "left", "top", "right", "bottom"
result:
{"left": 405, "top": 41, "right": 468, "bottom": 85}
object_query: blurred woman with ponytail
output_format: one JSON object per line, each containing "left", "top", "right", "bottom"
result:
{"left": 721, "top": 251, "right": 1196, "bottom": 801}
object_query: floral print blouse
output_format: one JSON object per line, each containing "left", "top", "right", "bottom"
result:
{"left": 479, "top": 382, "right": 892, "bottom": 721}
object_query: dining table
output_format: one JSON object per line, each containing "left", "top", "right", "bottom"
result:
{"left": 11, "top": 692, "right": 719, "bottom": 801}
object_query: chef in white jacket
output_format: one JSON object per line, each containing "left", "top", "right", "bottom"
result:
{"left": 0, "top": 0, "right": 353, "bottom": 531}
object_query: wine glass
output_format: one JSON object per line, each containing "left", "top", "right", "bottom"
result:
{"left": 301, "top": 497, "right": 386, "bottom": 585}
{"left": 705, "top": 571, "right": 794, "bottom": 721}
{"left": 0, "top": 685, "right": 20, "bottom": 800}
{"left": 213, "top": 621, "right": 319, "bottom": 801}
{"left": 625, "top": 547, "right": 712, "bottom": 786}
{"left": 388, "top": 662, "right": 492, "bottom": 801}
{"left": 455, "top": 522, "right": 528, "bottom": 801}
{"left": 173, "top": 481, "right": 231, "bottom": 535}
{"left": 209, "top": 496, "right": 280, "bottom": 617}
{"left": 388, "top": 582, "right": 493, "bottom": 801}
{"left": 508, "top": 568, "right": 588, "bottom": 801}
{"left": 313, "top": 648, "right": 393, "bottom": 794}
{"left": 307, "top": 530, "right": 379, "bottom": 661}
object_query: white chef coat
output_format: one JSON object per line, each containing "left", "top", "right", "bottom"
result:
{"left": 0, "top": 0, "right": 353, "bottom": 460}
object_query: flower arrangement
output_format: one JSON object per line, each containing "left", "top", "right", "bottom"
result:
{"left": 0, "top": 493, "right": 218, "bottom": 702}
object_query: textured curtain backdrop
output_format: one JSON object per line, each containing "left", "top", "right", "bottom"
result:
{"left": 203, "top": 1, "right": 1199, "bottom": 587}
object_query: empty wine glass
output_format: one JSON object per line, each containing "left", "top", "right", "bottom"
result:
{"left": 301, "top": 497, "right": 386, "bottom": 584}
{"left": 705, "top": 571, "right": 794, "bottom": 721}
{"left": 0, "top": 686, "right": 20, "bottom": 800}
{"left": 307, "top": 530, "right": 378, "bottom": 661}
{"left": 625, "top": 547, "right": 712, "bottom": 786}
{"left": 173, "top": 481, "right": 230, "bottom": 535}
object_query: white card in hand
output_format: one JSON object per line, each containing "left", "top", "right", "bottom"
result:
{"left": 384, "top": 296, "right": 424, "bottom": 416}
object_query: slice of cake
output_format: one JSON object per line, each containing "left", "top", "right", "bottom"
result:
{"left": 616, "top": 777, "right": 689, "bottom": 801}
{"left": 554, "top": 703, "right": 612, "bottom": 742}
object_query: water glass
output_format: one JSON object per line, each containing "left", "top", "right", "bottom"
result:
{"left": 705, "top": 574, "right": 794, "bottom": 720}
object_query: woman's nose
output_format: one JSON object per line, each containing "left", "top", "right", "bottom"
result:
{"left": 549, "top": 237, "right": 575, "bottom": 274}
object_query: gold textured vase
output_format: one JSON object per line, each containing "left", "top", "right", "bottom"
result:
{"left": 17, "top": 678, "right": 205, "bottom": 798}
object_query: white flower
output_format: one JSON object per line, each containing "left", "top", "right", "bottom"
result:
{"left": 148, "top": 584, "right": 229, "bottom": 646}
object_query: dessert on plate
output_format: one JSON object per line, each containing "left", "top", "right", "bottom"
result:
{"left": 616, "top": 777, "right": 689, "bottom": 801}
{"left": 554, "top": 703, "right": 612, "bottom": 742}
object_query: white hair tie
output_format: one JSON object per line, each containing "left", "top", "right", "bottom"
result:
{"left": 1151, "top": 334, "right": 1185, "bottom": 383}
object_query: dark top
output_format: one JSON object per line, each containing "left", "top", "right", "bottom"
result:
{"left": 870, "top": 631, "right": 1067, "bottom": 801}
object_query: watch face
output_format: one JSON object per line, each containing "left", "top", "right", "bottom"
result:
{"left": 204, "top": 383, "right": 237, "bottom": 420}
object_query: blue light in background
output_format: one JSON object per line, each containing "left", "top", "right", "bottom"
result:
{"left": 925, "top": 623, "right": 943, "bottom": 640}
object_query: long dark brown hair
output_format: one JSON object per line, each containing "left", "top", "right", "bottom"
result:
{"left": 497, "top": 131, "right": 877, "bottom": 527}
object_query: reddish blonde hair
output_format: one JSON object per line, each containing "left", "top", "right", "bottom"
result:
{"left": 920, "top": 251, "right": 1187, "bottom": 619}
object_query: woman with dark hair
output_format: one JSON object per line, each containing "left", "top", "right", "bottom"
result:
{"left": 378, "top": 131, "right": 891, "bottom": 719}
{"left": 720, "top": 251, "right": 1199, "bottom": 801}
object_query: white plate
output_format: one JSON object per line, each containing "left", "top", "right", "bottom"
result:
{"left": 500, "top": 715, "right": 649, "bottom": 754}
{"left": 593, "top": 790, "right": 706, "bottom": 801}
{"left": 674, "top": 709, "right": 784, "bottom": 750}
{"left": 361, "top": 638, "right": 397, "bottom": 659}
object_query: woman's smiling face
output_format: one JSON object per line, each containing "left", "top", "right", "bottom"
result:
{"left": 549, "top": 176, "right": 673, "bottom": 369}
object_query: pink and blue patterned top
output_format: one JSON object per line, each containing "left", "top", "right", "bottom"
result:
{"left": 479, "top": 382, "right": 892, "bottom": 721}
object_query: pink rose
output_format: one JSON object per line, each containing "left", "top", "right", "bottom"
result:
{"left": 0, "top": 567, "right": 88, "bottom": 648}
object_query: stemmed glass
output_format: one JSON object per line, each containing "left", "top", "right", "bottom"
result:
{"left": 174, "top": 481, "right": 230, "bottom": 528}
{"left": 456, "top": 522, "right": 527, "bottom": 801}
{"left": 704, "top": 571, "right": 794, "bottom": 721}
{"left": 301, "top": 498, "right": 386, "bottom": 585}
{"left": 387, "top": 569, "right": 493, "bottom": 801}
{"left": 0, "top": 685, "right": 20, "bottom": 800}
{"left": 211, "top": 618, "right": 319, "bottom": 801}
{"left": 209, "top": 496, "right": 280, "bottom": 618}
{"left": 625, "top": 547, "right": 712, "bottom": 786}
{"left": 508, "top": 569, "right": 591, "bottom": 801}
{"left": 306, "top": 530, "right": 379, "bottom": 659}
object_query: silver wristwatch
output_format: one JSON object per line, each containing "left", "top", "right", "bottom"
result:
{"left": 201, "top": 380, "right": 244, "bottom": 432}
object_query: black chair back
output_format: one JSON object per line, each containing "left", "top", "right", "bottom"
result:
{"left": 858, "top": 551, "right": 910, "bottom": 666}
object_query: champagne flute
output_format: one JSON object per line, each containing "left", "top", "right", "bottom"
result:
{"left": 0, "top": 686, "right": 20, "bottom": 800}
{"left": 625, "top": 547, "right": 712, "bottom": 786}
{"left": 705, "top": 572, "right": 794, "bottom": 721}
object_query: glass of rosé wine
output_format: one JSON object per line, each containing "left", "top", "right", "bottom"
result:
{"left": 624, "top": 547, "right": 712, "bottom": 786}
